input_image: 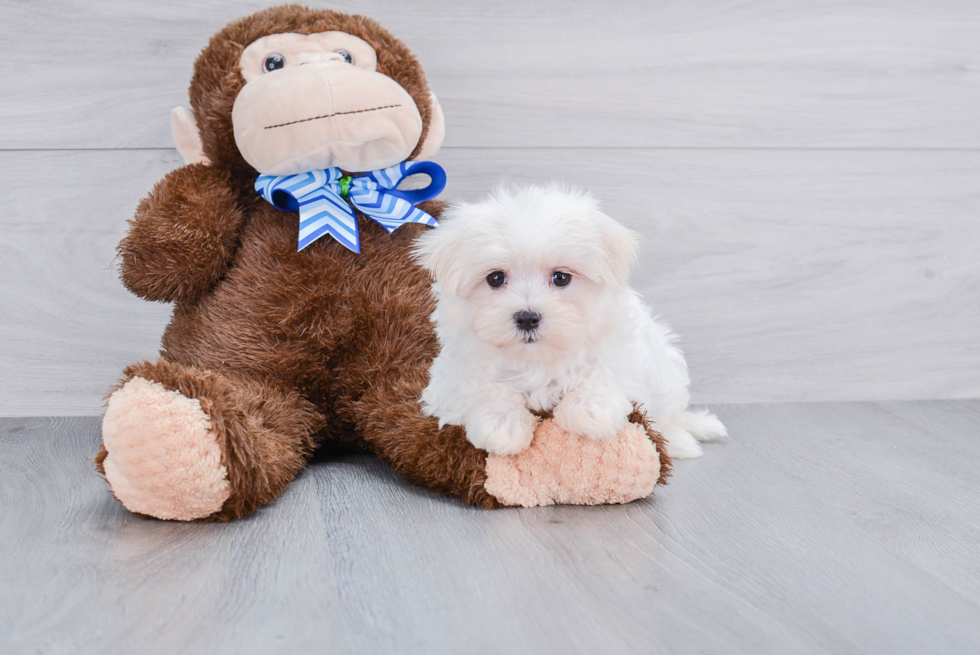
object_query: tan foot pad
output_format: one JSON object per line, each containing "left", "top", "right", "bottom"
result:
{"left": 484, "top": 418, "right": 662, "bottom": 507}
{"left": 102, "top": 376, "right": 231, "bottom": 520}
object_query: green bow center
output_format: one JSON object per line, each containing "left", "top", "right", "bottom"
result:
{"left": 338, "top": 175, "right": 353, "bottom": 198}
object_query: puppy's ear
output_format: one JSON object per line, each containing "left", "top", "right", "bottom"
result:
{"left": 412, "top": 208, "right": 467, "bottom": 296}
{"left": 598, "top": 214, "right": 640, "bottom": 288}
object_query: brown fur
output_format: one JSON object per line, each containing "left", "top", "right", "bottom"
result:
{"left": 119, "top": 164, "right": 244, "bottom": 303}
{"left": 101, "top": 5, "right": 664, "bottom": 520}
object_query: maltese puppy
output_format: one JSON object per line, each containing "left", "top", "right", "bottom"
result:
{"left": 413, "top": 185, "right": 726, "bottom": 458}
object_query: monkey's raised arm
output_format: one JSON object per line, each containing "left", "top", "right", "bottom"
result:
{"left": 118, "top": 163, "right": 245, "bottom": 304}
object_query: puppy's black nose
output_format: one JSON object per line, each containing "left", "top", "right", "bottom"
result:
{"left": 514, "top": 310, "right": 541, "bottom": 332}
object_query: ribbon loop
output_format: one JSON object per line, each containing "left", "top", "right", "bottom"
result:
{"left": 383, "top": 160, "right": 448, "bottom": 205}
{"left": 255, "top": 161, "right": 445, "bottom": 253}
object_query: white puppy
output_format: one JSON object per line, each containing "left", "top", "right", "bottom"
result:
{"left": 413, "top": 185, "right": 726, "bottom": 458}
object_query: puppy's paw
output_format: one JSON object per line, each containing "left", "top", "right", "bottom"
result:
{"left": 465, "top": 406, "right": 538, "bottom": 456}
{"left": 554, "top": 389, "right": 632, "bottom": 441}
{"left": 661, "top": 426, "right": 704, "bottom": 459}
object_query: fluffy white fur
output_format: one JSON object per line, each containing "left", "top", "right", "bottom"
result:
{"left": 413, "top": 185, "right": 726, "bottom": 458}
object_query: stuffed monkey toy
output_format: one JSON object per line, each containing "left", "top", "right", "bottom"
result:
{"left": 96, "top": 4, "right": 669, "bottom": 521}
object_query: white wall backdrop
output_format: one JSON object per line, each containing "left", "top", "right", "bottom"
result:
{"left": 1, "top": 0, "right": 978, "bottom": 415}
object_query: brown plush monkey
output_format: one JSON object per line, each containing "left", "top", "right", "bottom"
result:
{"left": 96, "top": 4, "right": 669, "bottom": 521}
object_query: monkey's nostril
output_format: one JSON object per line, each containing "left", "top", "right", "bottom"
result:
{"left": 514, "top": 310, "right": 542, "bottom": 332}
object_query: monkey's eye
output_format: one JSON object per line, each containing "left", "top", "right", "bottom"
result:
{"left": 486, "top": 271, "right": 507, "bottom": 288}
{"left": 551, "top": 271, "right": 572, "bottom": 287}
{"left": 336, "top": 50, "right": 352, "bottom": 64}
{"left": 263, "top": 54, "right": 286, "bottom": 73}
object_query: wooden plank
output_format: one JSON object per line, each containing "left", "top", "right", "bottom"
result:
{"left": 1, "top": 147, "right": 978, "bottom": 415}
{"left": 1, "top": 0, "right": 978, "bottom": 150}
{"left": 0, "top": 150, "right": 176, "bottom": 417}
{"left": 2, "top": 401, "right": 980, "bottom": 653}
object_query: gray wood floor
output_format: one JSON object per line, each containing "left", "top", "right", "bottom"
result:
{"left": 2, "top": 401, "right": 980, "bottom": 655}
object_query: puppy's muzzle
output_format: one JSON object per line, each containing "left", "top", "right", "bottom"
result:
{"left": 514, "top": 310, "right": 542, "bottom": 334}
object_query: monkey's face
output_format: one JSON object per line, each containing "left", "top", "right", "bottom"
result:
{"left": 232, "top": 32, "right": 425, "bottom": 175}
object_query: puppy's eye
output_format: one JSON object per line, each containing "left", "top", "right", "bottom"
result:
{"left": 264, "top": 54, "right": 286, "bottom": 72}
{"left": 486, "top": 271, "right": 507, "bottom": 288}
{"left": 551, "top": 271, "right": 572, "bottom": 287}
{"left": 336, "top": 50, "right": 353, "bottom": 64}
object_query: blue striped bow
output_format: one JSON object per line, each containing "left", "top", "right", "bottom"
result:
{"left": 255, "top": 161, "right": 447, "bottom": 253}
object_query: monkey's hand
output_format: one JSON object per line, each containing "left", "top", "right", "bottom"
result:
{"left": 118, "top": 163, "right": 245, "bottom": 303}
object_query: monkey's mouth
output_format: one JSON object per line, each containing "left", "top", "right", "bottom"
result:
{"left": 264, "top": 104, "right": 402, "bottom": 130}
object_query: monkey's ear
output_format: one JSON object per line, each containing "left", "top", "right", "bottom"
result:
{"left": 171, "top": 107, "right": 210, "bottom": 165}
{"left": 414, "top": 93, "right": 445, "bottom": 161}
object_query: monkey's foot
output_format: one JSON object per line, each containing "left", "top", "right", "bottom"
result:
{"left": 101, "top": 376, "right": 231, "bottom": 520}
{"left": 483, "top": 416, "right": 667, "bottom": 507}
